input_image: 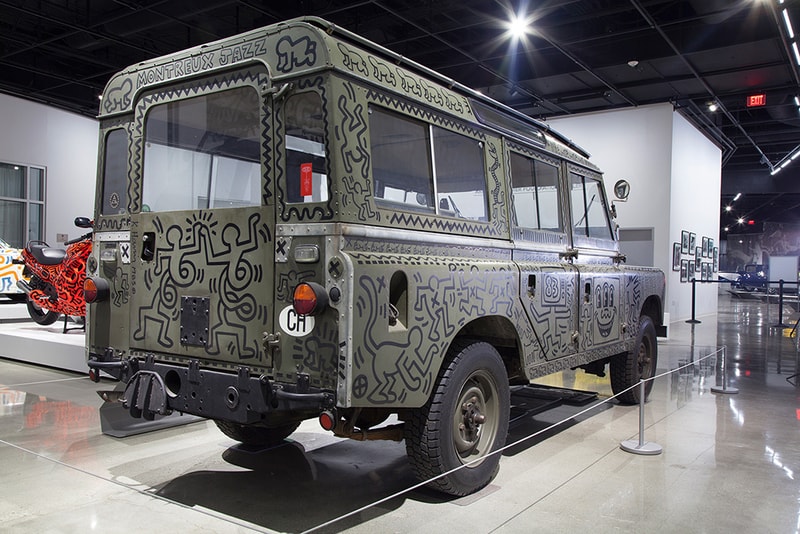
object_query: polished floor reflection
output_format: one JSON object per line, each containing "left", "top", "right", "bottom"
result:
{"left": 1, "top": 293, "right": 798, "bottom": 533}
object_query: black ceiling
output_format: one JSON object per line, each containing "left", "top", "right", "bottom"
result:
{"left": 2, "top": 0, "right": 800, "bottom": 235}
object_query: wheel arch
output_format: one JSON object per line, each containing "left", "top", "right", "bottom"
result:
{"left": 450, "top": 315, "right": 525, "bottom": 384}
{"left": 640, "top": 294, "right": 663, "bottom": 331}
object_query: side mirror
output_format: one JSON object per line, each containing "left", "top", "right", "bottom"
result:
{"left": 74, "top": 216, "right": 93, "bottom": 229}
{"left": 613, "top": 180, "right": 631, "bottom": 201}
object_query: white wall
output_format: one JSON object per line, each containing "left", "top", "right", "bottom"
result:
{"left": 548, "top": 103, "right": 722, "bottom": 321}
{"left": 0, "top": 93, "right": 98, "bottom": 245}
{"left": 669, "top": 112, "right": 721, "bottom": 319}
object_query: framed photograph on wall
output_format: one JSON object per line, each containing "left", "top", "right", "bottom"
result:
{"left": 700, "top": 263, "right": 707, "bottom": 281}
{"left": 681, "top": 259, "right": 688, "bottom": 282}
{"left": 688, "top": 260, "right": 695, "bottom": 281}
{"left": 681, "top": 230, "right": 690, "bottom": 254}
{"left": 695, "top": 247, "right": 702, "bottom": 270}
{"left": 673, "top": 242, "right": 681, "bottom": 271}
{"left": 713, "top": 247, "right": 719, "bottom": 272}
{"left": 702, "top": 237, "right": 709, "bottom": 257}
{"left": 689, "top": 232, "right": 696, "bottom": 252}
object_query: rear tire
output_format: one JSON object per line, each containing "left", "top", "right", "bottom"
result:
{"left": 26, "top": 297, "right": 60, "bottom": 326}
{"left": 215, "top": 420, "right": 301, "bottom": 447}
{"left": 404, "top": 340, "right": 510, "bottom": 496}
{"left": 611, "top": 315, "right": 658, "bottom": 404}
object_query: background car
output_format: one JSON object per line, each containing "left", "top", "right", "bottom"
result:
{"left": 735, "top": 264, "right": 769, "bottom": 292}
{"left": 0, "top": 237, "right": 27, "bottom": 302}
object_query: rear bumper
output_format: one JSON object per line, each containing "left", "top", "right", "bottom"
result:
{"left": 88, "top": 353, "right": 334, "bottom": 423}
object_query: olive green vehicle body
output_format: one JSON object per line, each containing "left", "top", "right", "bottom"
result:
{"left": 86, "top": 18, "right": 664, "bottom": 429}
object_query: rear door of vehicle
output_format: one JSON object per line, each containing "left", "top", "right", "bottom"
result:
{"left": 128, "top": 67, "right": 276, "bottom": 368}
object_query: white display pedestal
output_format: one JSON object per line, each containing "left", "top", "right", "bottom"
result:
{"left": 0, "top": 300, "right": 87, "bottom": 374}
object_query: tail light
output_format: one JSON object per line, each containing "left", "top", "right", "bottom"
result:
{"left": 84, "top": 277, "right": 110, "bottom": 303}
{"left": 293, "top": 282, "right": 329, "bottom": 316}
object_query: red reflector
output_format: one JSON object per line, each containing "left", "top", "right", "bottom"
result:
{"left": 293, "top": 283, "right": 318, "bottom": 315}
{"left": 319, "top": 411, "right": 336, "bottom": 431}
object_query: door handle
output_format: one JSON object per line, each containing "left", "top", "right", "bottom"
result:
{"left": 141, "top": 232, "right": 156, "bottom": 261}
{"left": 559, "top": 248, "right": 579, "bottom": 261}
{"left": 527, "top": 274, "right": 536, "bottom": 296}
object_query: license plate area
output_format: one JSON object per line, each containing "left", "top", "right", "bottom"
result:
{"left": 180, "top": 296, "right": 210, "bottom": 346}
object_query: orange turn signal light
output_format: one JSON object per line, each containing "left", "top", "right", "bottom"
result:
{"left": 84, "top": 277, "right": 109, "bottom": 303}
{"left": 293, "top": 282, "right": 329, "bottom": 316}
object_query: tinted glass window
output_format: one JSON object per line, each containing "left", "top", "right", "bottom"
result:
{"left": 510, "top": 152, "right": 561, "bottom": 231}
{"left": 369, "top": 107, "right": 434, "bottom": 212}
{"left": 101, "top": 129, "right": 128, "bottom": 215}
{"left": 433, "top": 127, "right": 487, "bottom": 221}
{"left": 143, "top": 86, "right": 260, "bottom": 212}
{"left": 285, "top": 91, "right": 328, "bottom": 203}
{"left": 369, "top": 107, "right": 488, "bottom": 220}
{"left": 570, "top": 172, "right": 613, "bottom": 239}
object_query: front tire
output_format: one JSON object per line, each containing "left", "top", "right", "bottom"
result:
{"left": 611, "top": 315, "right": 658, "bottom": 404}
{"left": 405, "top": 340, "right": 510, "bottom": 496}
{"left": 215, "top": 420, "right": 301, "bottom": 447}
{"left": 26, "top": 297, "right": 60, "bottom": 325}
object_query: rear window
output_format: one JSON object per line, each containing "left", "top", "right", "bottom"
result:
{"left": 142, "top": 86, "right": 261, "bottom": 212}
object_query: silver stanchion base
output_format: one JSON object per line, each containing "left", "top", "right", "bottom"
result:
{"left": 620, "top": 440, "right": 663, "bottom": 455}
{"left": 711, "top": 385, "right": 739, "bottom": 394}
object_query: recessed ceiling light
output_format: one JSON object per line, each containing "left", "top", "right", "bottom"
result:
{"left": 507, "top": 15, "right": 529, "bottom": 40}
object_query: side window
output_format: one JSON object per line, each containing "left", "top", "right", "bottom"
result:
{"left": 369, "top": 107, "right": 434, "bottom": 212}
{"left": 509, "top": 152, "right": 561, "bottom": 231}
{"left": 143, "top": 86, "right": 261, "bottom": 212}
{"left": 101, "top": 129, "right": 128, "bottom": 215}
{"left": 570, "top": 172, "right": 614, "bottom": 239}
{"left": 432, "top": 127, "right": 487, "bottom": 221}
{"left": 369, "top": 106, "right": 488, "bottom": 220}
{"left": 285, "top": 92, "right": 329, "bottom": 203}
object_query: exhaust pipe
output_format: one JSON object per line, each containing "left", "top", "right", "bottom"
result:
{"left": 16, "top": 279, "right": 31, "bottom": 294}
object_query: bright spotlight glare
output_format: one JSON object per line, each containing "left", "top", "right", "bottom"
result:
{"left": 508, "top": 15, "right": 529, "bottom": 40}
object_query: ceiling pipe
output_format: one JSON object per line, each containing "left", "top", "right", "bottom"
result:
{"left": 629, "top": 0, "right": 774, "bottom": 172}
{"left": 524, "top": 29, "right": 637, "bottom": 108}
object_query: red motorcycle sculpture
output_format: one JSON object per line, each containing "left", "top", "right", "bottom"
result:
{"left": 14, "top": 217, "right": 93, "bottom": 332}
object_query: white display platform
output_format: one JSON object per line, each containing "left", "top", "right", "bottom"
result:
{"left": 0, "top": 300, "right": 87, "bottom": 374}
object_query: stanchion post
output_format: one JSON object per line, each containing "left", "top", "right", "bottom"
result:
{"left": 620, "top": 379, "right": 663, "bottom": 455}
{"left": 711, "top": 346, "right": 739, "bottom": 394}
{"left": 774, "top": 280, "right": 790, "bottom": 328}
{"left": 686, "top": 278, "right": 701, "bottom": 324}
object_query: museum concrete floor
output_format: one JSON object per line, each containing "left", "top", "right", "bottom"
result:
{"left": 1, "top": 293, "right": 799, "bottom": 533}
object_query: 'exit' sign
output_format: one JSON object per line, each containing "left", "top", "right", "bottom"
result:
{"left": 746, "top": 94, "right": 766, "bottom": 107}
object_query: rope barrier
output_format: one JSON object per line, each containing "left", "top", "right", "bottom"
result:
{"left": 303, "top": 344, "right": 728, "bottom": 534}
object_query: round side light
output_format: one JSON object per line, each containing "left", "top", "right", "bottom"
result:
{"left": 84, "top": 277, "right": 110, "bottom": 303}
{"left": 293, "top": 282, "right": 329, "bottom": 316}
